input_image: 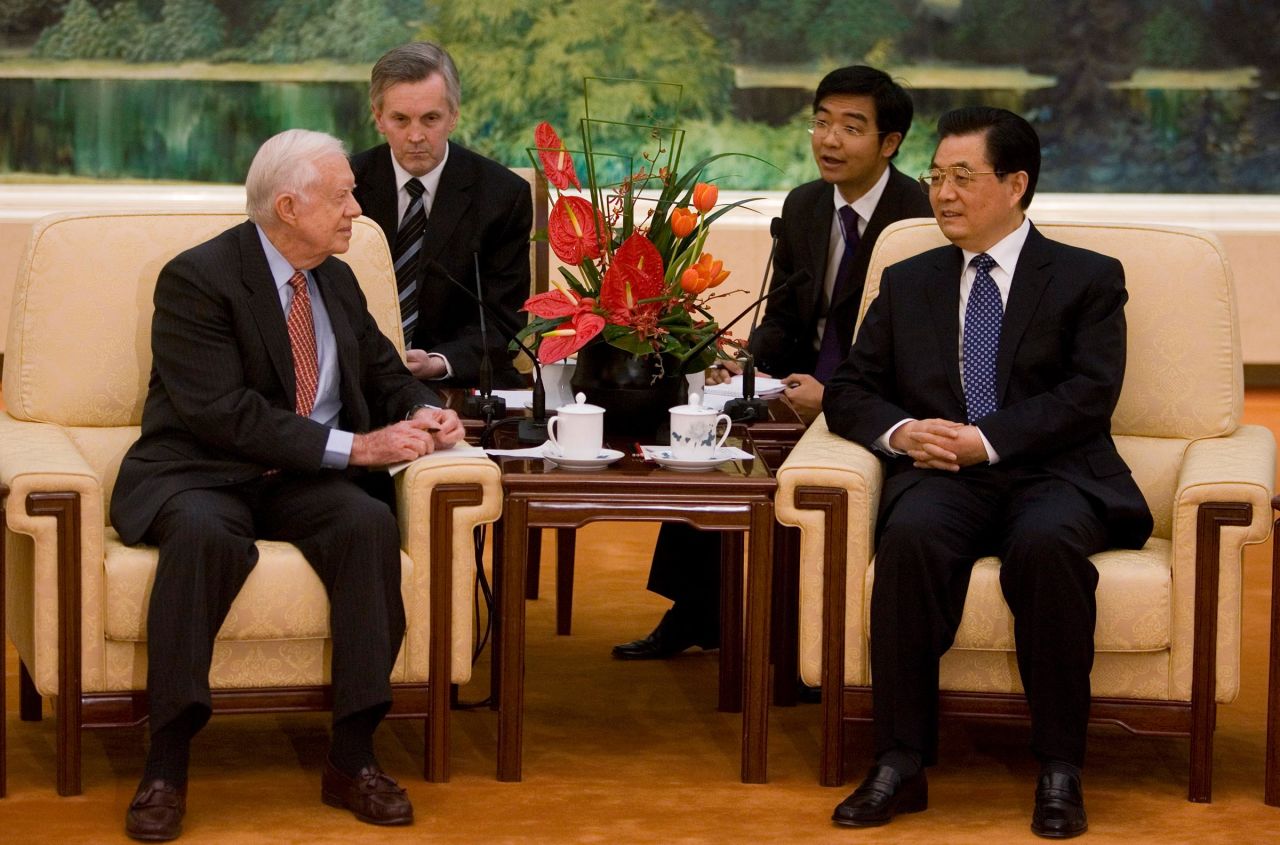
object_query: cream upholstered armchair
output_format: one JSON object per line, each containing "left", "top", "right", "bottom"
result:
{"left": 774, "top": 219, "right": 1276, "bottom": 802}
{"left": 0, "top": 211, "right": 502, "bottom": 795}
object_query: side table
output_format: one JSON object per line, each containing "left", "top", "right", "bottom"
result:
{"left": 493, "top": 435, "right": 777, "bottom": 783}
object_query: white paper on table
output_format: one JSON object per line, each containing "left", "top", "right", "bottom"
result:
{"left": 489, "top": 389, "right": 534, "bottom": 408}
{"left": 703, "top": 375, "right": 787, "bottom": 399}
{"left": 636, "top": 444, "right": 754, "bottom": 461}
{"left": 387, "top": 441, "right": 487, "bottom": 476}
{"left": 482, "top": 445, "right": 552, "bottom": 458}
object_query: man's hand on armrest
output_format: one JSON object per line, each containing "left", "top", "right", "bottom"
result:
{"left": 410, "top": 406, "right": 465, "bottom": 450}
{"left": 350, "top": 410, "right": 461, "bottom": 466}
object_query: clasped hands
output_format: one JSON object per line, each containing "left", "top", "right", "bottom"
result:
{"left": 889, "top": 418, "right": 989, "bottom": 472}
{"left": 350, "top": 407, "right": 464, "bottom": 466}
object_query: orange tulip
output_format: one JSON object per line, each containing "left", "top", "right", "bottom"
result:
{"left": 683, "top": 252, "right": 730, "bottom": 295}
{"left": 692, "top": 182, "right": 718, "bottom": 214}
{"left": 680, "top": 266, "right": 709, "bottom": 295}
{"left": 669, "top": 206, "right": 698, "bottom": 238}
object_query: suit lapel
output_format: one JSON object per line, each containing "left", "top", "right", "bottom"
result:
{"left": 830, "top": 166, "right": 905, "bottom": 314}
{"left": 313, "top": 261, "right": 368, "bottom": 429}
{"left": 996, "top": 225, "right": 1052, "bottom": 403}
{"left": 802, "top": 185, "right": 834, "bottom": 320}
{"left": 924, "top": 244, "right": 966, "bottom": 408}
{"left": 239, "top": 223, "right": 298, "bottom": 404}
{"left": 420, "top": 146, "right": 474, "bottom": 266}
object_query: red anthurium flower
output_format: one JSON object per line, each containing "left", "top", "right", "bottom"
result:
{"left": 523, "top": 287, "right": 583, "bottom": 319}
{"left": 538, "top": 310, "right": 605, "bottom": 363}
{"left": 669, "top": 206, "right": 698, "bottom": 238}
{"left": 692, "top": 182, "right": 719, "bottom": 214}
{"left": 548, "top": 195, "right": 603, "bottom": 264}
{"left": 534, "top": 122, "right": 581, "bottom": 190}
{"left": 600, "top": 233, "right": 665, "bottom": 319}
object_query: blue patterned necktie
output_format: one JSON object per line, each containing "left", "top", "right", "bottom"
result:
{"left": 963, "top": 253, "right": 1002, "bottom": 422}
{"left": 813, "top": 204, "right": 861, "bottom": 382}
{"left": 392, "top": 177, "right": 426, "bottom": 345}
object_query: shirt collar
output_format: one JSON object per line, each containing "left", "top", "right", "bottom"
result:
{"left": 390, "top": 140, "right": 450, "bottom": 199}
{"left": 961, "top": 216, "right": 1032, "bottom": 277}
{"left": 831, "top": 165, "right": 891, "bottom": 225}
{"left": 256, "top": 224, "right": 303, "bottom": 292}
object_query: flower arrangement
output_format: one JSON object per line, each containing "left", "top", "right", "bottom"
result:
{"left": 518, "top": 80, "right": 756, "bottom": 375}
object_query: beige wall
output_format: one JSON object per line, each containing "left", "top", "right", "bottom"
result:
{"left": 4, "top": 185, "right": 1279, "bottom": 364}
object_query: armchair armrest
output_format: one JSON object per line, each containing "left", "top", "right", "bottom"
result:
{"left": 774, "top": 414, "right": 884, "bottom": 686}
{"left": 394, "top": 451, "right": 502, "bottom": 685}
{"left": 1166, "top": 423, "right": 1277, "bottom": 702}
{"left": 0, "top": 412, "right": 108, "bottom": 692}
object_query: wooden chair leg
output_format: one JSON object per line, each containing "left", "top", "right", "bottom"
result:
{"left": 717, "top": 532, "right": 744, "bottom": 713}
{"left": 555, "top": 528, "right": 575, "bottom": 635}
{"left": 19, "top": 660, "right": 42, "bottom": 721}
{"left": 1265, "top": 504, "right": 1280, "bottom": 806}
{"left": 771, "top": 525, "right": 800, "bottom": 706}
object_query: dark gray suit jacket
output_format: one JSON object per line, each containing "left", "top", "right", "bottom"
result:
{"left": 750, "top": 165, "right": 932, "bottom": 378}
{"left": 351, "top": 142, "right": 531, "bottom": 388}
{"left": 110, "top": 221, "right": 437, "bottom": 545}
{"left": 822, "top": 224, "right": 1153, "bottom": 550}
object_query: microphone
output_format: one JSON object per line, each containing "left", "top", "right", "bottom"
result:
{"left": 460, "top": 252, "right": 508, "bottom": 422}
{"left": 425, "top": 259, "right": 550, "bottom": 444}
{"left": 725, "top": 217, "right": 782, "bottom": 423}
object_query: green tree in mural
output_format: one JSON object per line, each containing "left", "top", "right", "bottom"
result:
{"left": 432, "top": 0, "right": 731, "bottom": 161}
{"left": 688, "top": 0, "right": 911, "bottom": 64}
{"left": 35, "top": 0, "right": 225, "bottom": 61}
{"left": 1139, "top": 0, "right": 1211, "bottom": 68}
{"left": 0, "top": 0, "right": 69, "bottom": 41}
{"left": 229, "top": 0, "right": 412, "bottom": 62}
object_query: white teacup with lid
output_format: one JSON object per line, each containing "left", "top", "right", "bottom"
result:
{"left": 669, "top": 393, "right": 732, "bottom": 460}
{"left": 546, "top": 392, "right": 605, "bottom": 459}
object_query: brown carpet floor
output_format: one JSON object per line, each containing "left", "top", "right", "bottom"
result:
{"left": 3, "top": 391, "right": 1280, "bottom": 843}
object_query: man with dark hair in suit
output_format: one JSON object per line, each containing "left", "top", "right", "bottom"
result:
{"left": 351, "top": 40, "right": 532, "bottom": 389}
{"left": 824, "top": 107, "right": 1153, "bottom": 838}
{"left": 614, "top": 65, "right": 932, "bottom": 661}
{"left": 112, "top": 129, "right": 464, "bottom": 841}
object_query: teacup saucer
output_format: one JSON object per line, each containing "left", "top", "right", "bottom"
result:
{"left": 651, "top": 449, "right": 734, "bottom": 472}
{"left": 542, "top": 445, "right": 625, "bottom": 471}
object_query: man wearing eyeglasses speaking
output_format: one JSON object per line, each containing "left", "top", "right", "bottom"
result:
{"left": 613, "top": 65, "right": 930, "bottom": 662}
{"left": 822, "top": 107, "right": 1153, "bottom": 838}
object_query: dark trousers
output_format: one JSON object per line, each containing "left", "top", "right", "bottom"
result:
{"left": 647, "top": 523, "right": 720, "bottom": 623}
{"left": 870, "top": 467, "right": 1107, "bottom": 768}
{"left": 143, "top": 472, "right": 405, "bottom": 735}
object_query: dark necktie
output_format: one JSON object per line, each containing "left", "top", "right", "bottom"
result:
{"left": 285, "top": 270, "right": 318, "bottom": 417}
{"left": 813, "top": 204, "right": 861, "bottom": 383}
{"left": 963, "top": 253, "right": 1002, "bottom": 422}
{"left": 393, "top": 177, "right": 426, "bottom": 346}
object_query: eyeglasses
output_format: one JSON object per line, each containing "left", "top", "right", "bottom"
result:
{"left": 918, "top": 166, "right": 1005, "bottom": 191}
{"left": 806, "top": 117, "right": 885, "bottom": 141}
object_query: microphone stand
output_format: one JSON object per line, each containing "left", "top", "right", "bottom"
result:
{"left": 461, "top": 254, "right": 508, "bottom": 423}
{"left": 427, "top": 259, "right": 549, "bottom": 445}
{"left": 724, "top": 217, "right": 782, "bottom": 423}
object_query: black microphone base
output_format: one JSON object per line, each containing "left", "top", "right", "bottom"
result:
{"left": 724, "top": 396, "right": 771, "bottom": 423}
{"left": 462, "top": 394, "right": 508, "bottom": 422}
{"left": 517, "top": 416, "right": 550, "bottom": 445}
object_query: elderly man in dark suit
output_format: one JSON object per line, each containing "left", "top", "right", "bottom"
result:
{"left": 614, "top": 66, "right": 932, "bottom": 661}
{"left": 111, "top": 129, "right": 464, "bottom": 841}
{"left": 351, "top": 41, "right": 531, "bottom": 389}
{"left": 824, "top": 107, "right": 1153, "bottom": 839}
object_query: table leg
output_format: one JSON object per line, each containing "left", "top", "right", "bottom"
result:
{"left": 771, "top": 524, "right": 800, "bottom": 706}
{"left": 741, "top": 499, "right": 774, "bottom": 784}
{"left": 718, "top": 532, "right": 744, "bottom": 713}
{"left": 525, "top": 529, "right": 542, "bottom": 600}
{"left": 556, "top": 528, "right": 576, "bottom": 635}
{"left": 1267, "top": 511, "right": 1280, "bottom": 806}
{"left": 497, "top": 498, "right": 529, "bottom": 782}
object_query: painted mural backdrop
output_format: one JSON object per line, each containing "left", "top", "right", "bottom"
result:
{"left": 1, "top": 0, "right": 1277, "bottom": 192}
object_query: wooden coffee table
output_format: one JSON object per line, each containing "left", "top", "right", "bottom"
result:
{"left": 491, "top": 433, "right": 778, "bottom": 783}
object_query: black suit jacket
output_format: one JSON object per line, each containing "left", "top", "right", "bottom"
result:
{"left": 823, "top": 224, "right": 1154, "bottom": 550}
{"left": 750, "top": 165, "right": 932, "bottom": 377}
{"left": 110, "top": 221, "right": 438, "bottom": 545}
{"left": 351, "top": 142, "right": 531, "bottom": 388}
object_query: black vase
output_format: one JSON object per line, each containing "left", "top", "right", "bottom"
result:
{"left": 569, "top": 341, "right": 689, "bottom": 437}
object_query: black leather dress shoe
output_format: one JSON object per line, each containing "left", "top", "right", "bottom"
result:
{"left": 321, "top": 758, "right": 414, "bottom": 826}
{"left": 612, "top": 609, "right": 718, "bottom": 660}
{"left": 832, "top": 764, "right": 928, "bottom": 827}
{"left": 1031, "top": 771, "right": 1088, "bottom": 839}
{"left": 125, "top": 778, "right": 187, "bottom": 841}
